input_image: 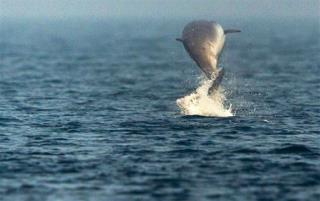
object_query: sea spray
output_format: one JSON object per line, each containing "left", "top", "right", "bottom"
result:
{"left": 176, "top": 79, "right": 233, "bottom": 117}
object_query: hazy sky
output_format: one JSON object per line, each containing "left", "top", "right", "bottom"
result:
{"left": 1, "top": 0, "right": 319, "bottom": 20}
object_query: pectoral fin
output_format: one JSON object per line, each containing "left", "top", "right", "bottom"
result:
{"left": 224, "top": 29, "right": 241, "bottom": 34}
{"left": 176, "top": 38, "right": 184, "bottom": 42}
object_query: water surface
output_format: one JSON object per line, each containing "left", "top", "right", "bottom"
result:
{"left": 0, "top": 17, "right": 319, "bottom": 201}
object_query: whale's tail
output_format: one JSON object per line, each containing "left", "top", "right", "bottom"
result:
{"left": 208, "top": 68, "right": 224, "bottom": 95}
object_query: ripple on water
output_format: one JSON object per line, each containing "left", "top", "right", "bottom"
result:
{"left": 270, "top": 144, "right": 316, "bottom": 155}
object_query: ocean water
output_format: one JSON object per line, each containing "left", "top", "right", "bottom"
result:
{"left": 0, "top": 17, "right": 319, "bottom": 201}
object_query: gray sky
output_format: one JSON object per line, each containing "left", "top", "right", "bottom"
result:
{"left": 1, "top": 0, "right": 319, "bottom": 19}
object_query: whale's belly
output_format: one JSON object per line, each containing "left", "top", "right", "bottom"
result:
{"left": 182, "top": 21, "right": 225, "bottom": 78}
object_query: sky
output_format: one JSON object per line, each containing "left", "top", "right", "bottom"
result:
{"left": 1, "top": 0, "right": 319, "bottom": 20}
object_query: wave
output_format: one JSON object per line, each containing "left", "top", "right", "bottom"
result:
{"left": 176, "top": 79, "right": 233, "bottom": 117}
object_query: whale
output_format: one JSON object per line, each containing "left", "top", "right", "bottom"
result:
{"left": 176, "top": 20, "right": 240, "bottom": 94}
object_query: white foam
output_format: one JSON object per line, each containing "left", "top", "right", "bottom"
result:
{"left": 176, "top": 79, "right": 233, "bottom": 117}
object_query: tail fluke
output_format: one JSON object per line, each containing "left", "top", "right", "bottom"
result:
{"left": 224, "top": 29, "right": 241, "bottom": 34}
{"left": 208, "top": 68, "right": 225, "bottom": 95}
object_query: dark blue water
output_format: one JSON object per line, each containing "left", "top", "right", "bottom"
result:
{"left": 0, "top": 18, "right": 319, "bottom": 201}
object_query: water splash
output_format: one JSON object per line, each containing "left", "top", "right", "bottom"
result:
{"left": 176, "top": 79, "right": 233, "bottom": 117}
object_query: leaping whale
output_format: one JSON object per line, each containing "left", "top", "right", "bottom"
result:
{"left": 176, "top": 20, "right": 240, "bottom": 94}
